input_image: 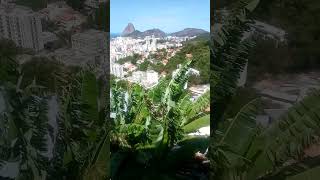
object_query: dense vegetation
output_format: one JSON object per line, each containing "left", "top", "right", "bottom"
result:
{"left": 210, "top": 0, "right": 320, "bottom": 179}
{"left": 117, "top": 53, "right": 141, "bottom": 65}
{"left": 111, "top": 59, "right": 210, "bottom": 179}
{"left": 220, "top": 0, "right": 320, "bottom": 79}
{"left": 116, "top": 39, "right": 209, "bottom": 85}
{"left": 0, "top": 39, "right": 110, "bottom": 179}
{"left": 66, "top": 0, "right": 85, "bottom": 10}
{"left": 20, "top": 57, "right": 79, "bottom": 92}
{"left": 165, "top": 40, "right": 210, "bottom": 85}
{"left": 15, "top": 0, "right": 47, "bottom": 11}
{"left": 228, "top": 0, "right": 320, "bottom": 79}
{"left": 1, "top": 36, "right": 210, "bottom": 179}
{"left": 0, "top": 39, "right": 20, "bottom": 84}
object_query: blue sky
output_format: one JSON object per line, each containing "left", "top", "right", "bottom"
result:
{"left": 111, "top": 0, "right": 210, "bottom": 33}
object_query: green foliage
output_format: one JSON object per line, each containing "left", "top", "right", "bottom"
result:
{"left": 0, "top": 39, "right": 19, "bottom": 84}
{"left": 117, "top": 53, "right": 141, "bottom": 65}
{"left": 54, "top": 68, "right": 110, "bottom": 179}
{"left": 224, "top": 87, "right": 259, "bottom": 118}
{"left": 81, "top": 71, "right": 99, "bottom": 124}
{"left": 244, "top": 90, "right": 320, "bottom": 179}
{"left": 66, "top": 0, "right": 85, "bottom": 10}
{"left": 166, "top": 40, "right": 210, "bottom": 85}
{"left": 0, "top": 49, "right": 110, "bottom": 179}
{"left": 137, "top": 60, "right": 150, "bottom": 71}
{"left": 0, "top": 80, "right": 50, "bottom": 179}
{"left": 211, "top": 0, "right": 258, "bottom": 130}
{"left": 21, "top": 57, "right": 76, "bottom": 92}
{"left": 211, "top": 99, "right": 262, "bottom": 179}
{"left": 287, "top": 166, "right": 320, "bottom": 180}
{"left": 211, "top": 2, "right": 320, "bottom": 179}
{"left": 253, "top": 0, "right": 320, "bottom": 71}
{"left": 150, "top": 61, "right": 165, "bottom": 72}
{"left": 111, "top": 59, "right": 210, "bottom": 179}
{"left": 183, "top": 114, "right": 210, "bottom": 133}
{"left": 136, "top": 59, "right": 166, "bottom": 72}
{"left": 16, "top": 0, "right": 47, "bottom": 11}
{"left": 248, "top": 39, "right": 291, "bottom": 80}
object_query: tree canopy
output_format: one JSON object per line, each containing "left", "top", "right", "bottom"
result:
{"left": 166, "top": 40, "right": 210, "bottom": 85}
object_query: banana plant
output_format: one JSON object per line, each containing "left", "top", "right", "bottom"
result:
{"left": 110, "top": 58, "right": 210, "bottom": 179}
{"left": 210, "top": 0, "right": 320, "bottom": 179}
{"left": 0, "top": 78, "right": 50, "bottom": 180}
{"left": 52, "top": 67, "right": 110, "bottom": 180}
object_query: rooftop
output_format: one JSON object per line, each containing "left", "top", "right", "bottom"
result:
{"left": 251, "top": 20, "right": 286, "bottom": 38}
{"left": 72, "top": 29, "right": 108, "bottom": 39}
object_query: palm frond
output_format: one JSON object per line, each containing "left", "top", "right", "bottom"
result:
{"left": 211, "top": 0, "right": 259, "bottom": 130}
{"left": 258, "top": 156, "right": 320, "bottom": 180}
{"left": 184, "top": 91, "right": 210, "bottom": 125}
{"left": 246, "top": 90, "right": 320, "bottom": 179}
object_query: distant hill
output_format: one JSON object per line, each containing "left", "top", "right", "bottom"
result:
{"left": 170, "top": 28, "right": 209, "bottom": 37}
{"left": 124, "top": 30, "right": 142, "bottom": 38}
{"left": 121, "top": 23, "right": 208, "bottom": 38}
{"left": 183, "top": 33, "right": 210, "bottom": 45}
{"left": 123, "top": 28, "right": 166, "bottom": 38}
{"left": 141, "top": 28, "right": 166, "bottom": 38}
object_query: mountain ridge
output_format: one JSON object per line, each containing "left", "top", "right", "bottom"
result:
{"left": 169, "top": 28, "right": 209, "bottom": 37}
{"left": 121, "top": 23, "right": 208, "bottom": 38}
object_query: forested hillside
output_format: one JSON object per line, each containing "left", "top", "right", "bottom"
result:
{"left": 253, "top": 0, "right": 320, "bottom": 71}
{"left": 166, "top": 40, "right": 210, "bottom": 85}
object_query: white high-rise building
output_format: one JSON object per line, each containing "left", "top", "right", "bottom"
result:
{"left": 0, "top": 5, "right": 44, "bottom": 51}
{"left": 145, "top": 70, "right": 158, "bottom": 84}
{"left": 145, "top": 36, "right": 151, "bottom": 50}
{"left": 111, "top": 63, "right": 124, "bottom": 78}
{"left": 151, "top": 35, "right": 157, "bottom": 51}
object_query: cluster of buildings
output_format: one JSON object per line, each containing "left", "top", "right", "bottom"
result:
{"left": 110, "top": 34, "right": 195, "bottom": 88}
{"left": 110, "top": 35, "right": 189, "bottom": 62}
{"left": 0, "top": 4, "right": 44, "bottom": 51}
{"left": 42, "top": 29, "right": 108, "bottom": 68}
{"left": 110, "top": 33, "right": 209, "bottom": 99}
{"left": 0, "top": 0, "right": 209, "bottom": 99}
{"left": 0, "top": 1, "right": 108, "bottom": 70}
{"left": 127, "top": 70, "right": 159, "bottom": 89}
{"left": 38, "top": 1, "right": 86, "bottom": 32}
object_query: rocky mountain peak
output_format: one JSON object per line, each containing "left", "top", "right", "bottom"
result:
{"left": 122, "top": 23, "right": 135, "bottom": 36}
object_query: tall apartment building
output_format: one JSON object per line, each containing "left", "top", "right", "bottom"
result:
{"left": 0, "top": 5, "right": 44, "bottom": 51}
{"left": 110, "top": 63, "right": 124, "bottom": 78}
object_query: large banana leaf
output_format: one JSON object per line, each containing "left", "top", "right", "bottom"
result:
{"left": 183, "top": 114, "right": 210, "bottom": 133}
{"left": 0, "top": 85, "right": 50, "bottom": 179}
{"left": 81, "top": 71, "right": 99, "bottom": 124}
{"left": 286, "top": 166, "right": 320, "bottom": 180}
{"left": 246, "top": 90, "right": 320, "bottom": 179}
{"left": 83, "top": 132, "right": 110, "bottom": 180}
{"left": 211, "top": 0, "right": 260, "bottom": 130}
{"left": 217, "top": 99, "right": 262, "bottom": 159}
{"left": 184, "top": 91, "right": 210, "bottom": 125}
{"left": 212, "top": 99, "right": 262, "bottom": 180}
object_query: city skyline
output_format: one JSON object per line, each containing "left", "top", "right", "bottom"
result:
{"left": 111, "top": 0, "right": 210, "bottom": 33}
